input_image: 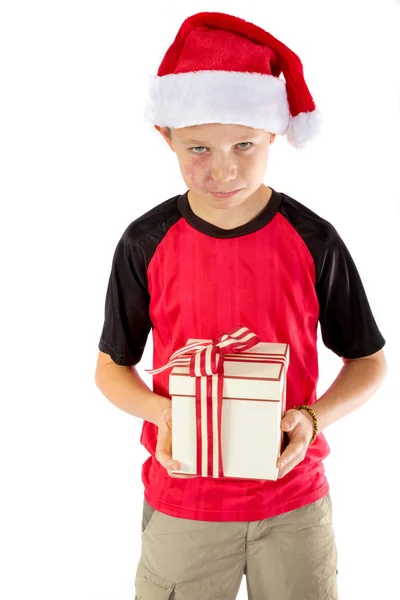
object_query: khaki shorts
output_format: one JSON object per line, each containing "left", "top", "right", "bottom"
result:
{"left": 135, "top": 493, "right": 338, "bottom": 600}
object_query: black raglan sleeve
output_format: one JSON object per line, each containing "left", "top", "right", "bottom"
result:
{"left": 316, "top": 225, "right": 386, "bottom": 359}
{"left": 98, "top": 229, "right": 152, "bottom": 366}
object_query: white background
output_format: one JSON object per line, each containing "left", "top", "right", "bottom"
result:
{"left": 1, "top": 1, "right": 399, "bottom": 599}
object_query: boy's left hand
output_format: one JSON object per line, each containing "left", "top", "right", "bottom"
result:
{"left": 276, "top": 409, "right": 315, "bottom": 478}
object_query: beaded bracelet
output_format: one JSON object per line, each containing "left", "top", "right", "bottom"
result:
{"left": 292, "top": 404, "right": 319, "bottom": 444}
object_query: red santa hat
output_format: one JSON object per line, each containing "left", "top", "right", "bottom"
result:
{"left": 143, "top": 11, "right": 322, "bottom": 149}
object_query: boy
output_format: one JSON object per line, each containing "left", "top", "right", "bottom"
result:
{"left": 95, "top": 11, "right": 387, "bottom": 600}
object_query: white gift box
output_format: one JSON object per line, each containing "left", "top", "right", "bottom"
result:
{"left": 170, "top": 338, "right": 290, "bottom": 481}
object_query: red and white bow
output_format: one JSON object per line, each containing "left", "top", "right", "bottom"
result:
{"left": 146, "top": 326, "right": 261, "bottom": 477}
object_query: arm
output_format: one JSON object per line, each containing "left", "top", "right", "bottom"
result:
{"left": 95, "top": 351, "right": 170, "bottom": 427}
{"left": 306, "top": 224, "right": 387, "bottom": 434}
{"left": 277, "top": 348, "right": 387, "bottom": 476}
{"left": 302, "top": 348, "right": 387, "bottom": 432}
{"left": 95, "top": 226, "right": 167, "bottom": 424}
{"left": 95, "top": 352, "right": 199, "bottom": 480}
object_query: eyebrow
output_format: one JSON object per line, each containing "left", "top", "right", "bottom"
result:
{"left": 181, "top": 136, "right": 259, "bottom": 145}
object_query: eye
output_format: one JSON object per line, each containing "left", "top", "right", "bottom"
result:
{"left": 237, "top": 142, "right": 253, "bottom": 150}
{"left": 190, "top": 146, "right": 207, "bottom": 154}
{"left": 189, "top": 142, "right": 253, "bottom": 154}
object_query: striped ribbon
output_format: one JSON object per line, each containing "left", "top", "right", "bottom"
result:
{"left": 145, "top": 326, "right": 261, "bottom": 477}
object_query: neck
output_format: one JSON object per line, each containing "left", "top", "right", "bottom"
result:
{"left": 187, "top": 184, "right": 272, "bottom": 230}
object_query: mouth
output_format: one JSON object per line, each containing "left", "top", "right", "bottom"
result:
{"left": 209, "top": 188, "right": 242, "bottom": 198}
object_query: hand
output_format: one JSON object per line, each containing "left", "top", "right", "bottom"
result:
{"left": 276, "top": 408, "right": 314, "bottom": 479}
{"left": 155, "top": 405, "right": 199, "bottom": 478}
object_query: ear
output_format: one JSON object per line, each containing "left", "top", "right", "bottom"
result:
{"left": 154, "top": 125, "right": 175, "bottom": 152}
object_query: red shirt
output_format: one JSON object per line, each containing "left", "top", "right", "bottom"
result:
{"left": 98, "top": 187, "right": 385, "bottom": 521}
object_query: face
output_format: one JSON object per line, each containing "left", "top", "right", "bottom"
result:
{"left": 154, "top": 123, "right": 275, "bottom": 209}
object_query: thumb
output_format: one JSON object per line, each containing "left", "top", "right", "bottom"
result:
{"left": 281, "top": 410, "right": 299, "bottom": 432}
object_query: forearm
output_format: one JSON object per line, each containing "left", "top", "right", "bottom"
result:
{"left": 310, "top": 357, "right": 387, "bottom": 432}
{"left": 95, "top": 363, "right": 170, "bottom": 427}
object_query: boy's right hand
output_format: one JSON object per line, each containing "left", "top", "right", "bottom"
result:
{"left": 155, "top": 405, "right": 199, "bottom": 478}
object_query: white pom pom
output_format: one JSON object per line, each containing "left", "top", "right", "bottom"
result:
{"left": 286, "top": 109, "right": 323, "bottom": 149}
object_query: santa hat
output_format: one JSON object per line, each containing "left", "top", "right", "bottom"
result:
{"left": 143, "top": 11, "right": 322, "bottom": 149}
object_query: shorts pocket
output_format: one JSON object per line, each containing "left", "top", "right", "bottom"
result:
{"left": 135, "top": 559, "right": 175, "bottom": 599}
{"left": 142, "top": 498, "right": 158, "bottom": 534}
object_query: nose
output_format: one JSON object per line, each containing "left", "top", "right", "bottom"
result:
{"left": 210, "top": 155, "right": 237, "bottom": 183}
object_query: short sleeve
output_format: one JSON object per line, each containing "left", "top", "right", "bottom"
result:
{"left": 98, "top": 231, "right": 152, "bottom": 366}
{"left": 316, "top": 226, "right": 386, "bottom": 359}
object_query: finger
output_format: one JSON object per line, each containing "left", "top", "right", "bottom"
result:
{"left": 157, "top": 411, "right": 198, "bottom": 477}
{"left": 155, "top": 436, "right": 173, "bottom": 465}
{"left": 277, "top": 441, "right": 305, "bottom": 469}
{"left": 156, "top": 435, "right": 172, "bottom": 459}
{"left": 157, "top": 419, "right": 172, "bottom": 441}
{"left": 156, "top": 422, "right": 180, "bottom": 473}
{"left": 162, "top": 414, "right": 172, "bottom": 430}
{"left": 166, "top": 459, "right": 198, "bottom": 478}
{"left": 167, "top": 468, "right": 199, "bottom": 478}
{"left": 156, "top": 446, "right": 188, "bottom": 476}
{"left": 277, "top": 454, "right": 301, "bottom": 478}
{"left": 156, "top": 449, "right": 173, "bottom": 467}
{"left": 159, "top": 407, "right": 172, "bottom": 427}
{"left": 277, "top": 445, "right": 308, "bottom": 478}
{"left": 161, "top": 454, "right": 198, "bottom": 478}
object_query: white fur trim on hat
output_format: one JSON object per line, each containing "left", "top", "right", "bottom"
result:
{"left": 144, "top": 70, "right": 291, "bottom": 134}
